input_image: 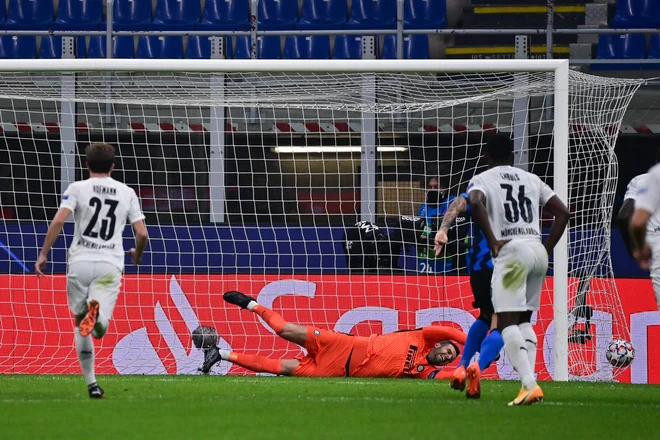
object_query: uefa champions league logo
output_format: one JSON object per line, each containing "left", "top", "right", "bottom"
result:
{"left": 112, "top": 275, "right": 232, "bottom": 375}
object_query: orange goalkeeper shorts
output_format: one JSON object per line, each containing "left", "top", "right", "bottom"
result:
{"left": 292, "top": 327, "right": 356, "bottom": 378}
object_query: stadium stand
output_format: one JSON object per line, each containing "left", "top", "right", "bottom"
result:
{"left": 333, "top": 35, "right": 364, "bottom": 60}
{"left": 114, "top": 0, "right": 152, "bottom": 30}
{"left": 5, "top": 0, "right": 54, "bottom": 29}
{"left": 53, "top": 0, "right": 103, "bottom": 30}
{"left": 298, "top": 0, "right": 348, "bottom": 30}
{"left": 382, "top": 34, "right": 429, "bottom": 59}
{"left": 258, "top": 0, "right": 299, "bottom": 30}
{"left": 283, "top": 35, "right": 331, "bottom": 59}
{"left": 39, "top": 36, "right": 87, "bottom": 58}
{"left": 234, "top": 36, "right": 282, "bottom": 59}
{"left": 186, "top": 36, "right": 210, "bottom": 59}
{"left": 152, "top": 0, "right": 201, "bottom": 30}
{"left": 200, "top": 0, "right": 250, "bottom": 30}
{"left": 136, "top": 36, "right": 184, "bottom": 59}
{"left": 611, "top": 0, "right": 660, "bottom": 29}
{"left": 346, "top": 0, "right": 396, "bottom": 30}
{"left": 0, "top": 35, "right": 36, "bottom": 58}
{"left": 87, "top": 35, "right": 136, "bottom": 58}
{"left": 593, "top": 34, "right": 646, "bottom": 71}
{"left": 404, "top": 0, "right": 446, "bottom": 30}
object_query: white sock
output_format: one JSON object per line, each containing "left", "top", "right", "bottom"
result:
{"left": 519, "top": 322, "right": 537, "bottom": 373}
{"left": 74, "top": 327, "right": 96, "bottom": 386}
{"left": 92, "top": 312, "right": 109, "bottom": 339}
{"left": 247, "top": 301, "right": 258, "bottom": 312}
{"left": 502, "top": 325, "right": 537, "bottom": 390}
{"left": 219, "top": 349, "right": 230, "bottom": 360}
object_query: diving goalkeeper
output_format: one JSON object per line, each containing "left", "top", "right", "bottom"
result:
{"left": 197, "top": 291, "right": 466, "bottom": 379}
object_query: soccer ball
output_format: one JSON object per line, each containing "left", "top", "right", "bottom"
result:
{"left": 606, "top": 339, "right": 635, "bottom": 368}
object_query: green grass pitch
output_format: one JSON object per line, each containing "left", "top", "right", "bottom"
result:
{"left": 2, "top": 376, "right": 660, "bottom": 440}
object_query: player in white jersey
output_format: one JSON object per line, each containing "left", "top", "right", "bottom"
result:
{"left": 619, "top": 170, "right": 660, "bottom": 313}
{"left": 467, "top": 134, "right": 569, "bottom": 406}
{"left": 35, "top": 143, "right": 148, "bottom": 398}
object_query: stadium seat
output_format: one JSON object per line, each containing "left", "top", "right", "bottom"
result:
{"left": 258, "top": 0, "right": 298, "bottom": 30}
{"left": 114, "top": 0, "right": 152, "bottom": 30}
{"left": 333, "top": 35, "right": 364, "bottom": 59}
{"left": 404, "top": 0, "right": 446, "bottom": 29}
{"left": 200, "top": 0, "right": 249, "bottom": 30}
{"left": 5, "top": 0, "right": 54, "bottom": 29}
{"left": 87, "top": 36, "right": 135, "bottom": 58}
{"left": 382, "top": 35, "right": 429, "bottom": 59}
{"left": 234, "top": 36, "right": 281, "bottom": 59}
{"left": 593, "top": 34, "right": 645, "bottom": 70}
{"left": 283, "top": 35, "right": 330, "bottom": 59}
{"left": 186, "top": 36, "right": 232, "bottom": 59}
{"left": 136, "top": 36, "right": 184, "bottom": 59}
{"left": 0, "top": 2, "right": 5, "bottom": 23}
{"left": 346, "top": 0, "right": 396, "bottom": 29}
{"left": 611, "top": 0, "right": 660, "bottom": 29}
{"left": 53, "top": 0, "right": 103, "bottom": 30}
{"left": 0, "top": 35, "right": 36, "bottom": 58}
{"left": 152, "top": 0, "right": 201, "bottom": 30}
{"left": 39, "top": 36, "right": 87, "bottom": 58}
{"left": 298, "top": 0, "right": 348, "bottom": 29}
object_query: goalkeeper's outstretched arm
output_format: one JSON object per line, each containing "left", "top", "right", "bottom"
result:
{"left": 433, "top": 195, "right": 468, "bottom": 256}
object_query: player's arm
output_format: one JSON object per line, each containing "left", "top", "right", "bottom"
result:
{"left": 434, "top": 195, "right": 468, "bottom": 256}
{"left": 420, "top": 369, "right": 456, "bottom": 380}
{"left": 422, "top": 326, "right": 467, "bottom": 346}
{"left": 127, "top": 189, "right": 148, "bottom": 265}
{"left": 35, "top": 207, "right": 71, "bottom": 276}
{"left": 617, "top": 198, "right": 636, "bottom": 258}
{"left": 542, "top": 195, "right": 570, "bottom": 256}
{"left": 468, "top": 189, "right": 506, "bottom": 257}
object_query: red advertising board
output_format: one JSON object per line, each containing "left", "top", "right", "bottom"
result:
{"left": 0, "top": 275, "right": 658, "bottom": 383}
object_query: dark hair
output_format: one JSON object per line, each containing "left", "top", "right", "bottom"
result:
{"left": 484, "top": 134, "right": 514, "bottom": 163}
{"left": 440, "top": 340, "right": 461, "bottom": 358}
{"left": 86, "top": 143, "right": 116, "bottom": 173}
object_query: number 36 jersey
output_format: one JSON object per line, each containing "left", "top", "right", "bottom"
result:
{"left": 467, "top": 165, "right": 555, "bottom": 242}
{"left": 60, "top": 176, "right": 145, "bottom": 270}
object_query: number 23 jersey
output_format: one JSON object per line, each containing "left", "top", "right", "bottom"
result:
{"left": 467, "top": 165, "right": 555, "bottom": 242}
{"left": 60, "top": 176, "right": 145, "bottom": 270}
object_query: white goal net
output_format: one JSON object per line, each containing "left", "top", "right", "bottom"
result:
{"left": 0, "top": 60, "right": 643, "bottom": 381}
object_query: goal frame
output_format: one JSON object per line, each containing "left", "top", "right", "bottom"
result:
{"left": 0, "top": 58, "right": 571, "bottom": 381}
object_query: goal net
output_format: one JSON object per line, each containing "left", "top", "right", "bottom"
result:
{"left": 0, "top": 59, "right": 643, "bottom": 381}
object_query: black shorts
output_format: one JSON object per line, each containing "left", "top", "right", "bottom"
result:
{"left": 470, "top": 269, "right": 494, "bottom": 316}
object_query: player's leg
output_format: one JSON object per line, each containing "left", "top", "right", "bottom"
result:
{"left": 223, "top": 291, "right": 307, "bottom": 346}
{"left": 520, "top": 241, "right": 548, "bottom": 376}
{"left": 650, "top": 244, "right": 660, "bottom": 313}
{"left": 87, "top": 262, "right": 122, "bottom": 339}
{"left": 67, "top": 262, "right": 103, "bottom": 398}
{"left": 199, "top": 344, "right": 300, "bottom": 375}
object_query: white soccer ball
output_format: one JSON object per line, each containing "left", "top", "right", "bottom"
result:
{"left": 606, "top": 339, "right": 635, "bottom": 368}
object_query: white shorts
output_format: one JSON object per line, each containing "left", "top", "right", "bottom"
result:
{"left": 649, "top": 238, "right": 660, "bottom": 309}
{"left": 67, "top": 261, "right": 122, "bottom": 319}
{"left": 491, "top": 239, "right": 548, "bottom": 313}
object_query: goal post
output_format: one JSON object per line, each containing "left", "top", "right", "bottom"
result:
{"left": 0, "top": 58, "right": 643, "bottom": 381}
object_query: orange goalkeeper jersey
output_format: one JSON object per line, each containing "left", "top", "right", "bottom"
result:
{"left": 350, "top": 326, "right": 467, "bottom": 379}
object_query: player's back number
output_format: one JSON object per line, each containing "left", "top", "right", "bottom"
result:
{"left": 500, "top": 184, "right": 533, "bottom": 223}
{"left": 82, "top": 197, "right": 118, "bottom": 241}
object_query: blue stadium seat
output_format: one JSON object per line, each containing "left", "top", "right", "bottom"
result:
{"left": 0, "top": 36, "right": 36, "bottom": 58}
{"left": 186, "top": 36, "right": 232, "bottom": 59}
{"left": 53, "top": 0, "right": 103, "bottom": 30}
{"left": 258, "top": 0, "right": 298, "bottom": 30}
{"left": 39, "top": 36, "right": 87, "bottom": 58}
{"left": 5, "top": 0, "right": 54, "bottom": 29}
{"left": 152, "top": 0, "right": 200, "bottom": 30}
{"left": 234, "top": 36, "right": 281, "bottom": 59}
{"left": 298, "top": 0, "right": 347, "bottom": 29}
{"left": 333, "top": 35, "right": 364, "bottom": 59}
{"left": 137, "top": 36, "right": 184, "bottom": 59}
{"left": 404, "top": 0, "right": 446, "bottom": 29}
{"left": 346, "top": 0, "right": 395, "bottom": 29}
{"left": 114, "top": 0, "right": 152, "bottom": 30}
{"left": 593, "top": 34, "right": 645, "bottom": 70}
{"left": 382, "top": 35, "right": 429, "bottom": 59}
{"left": 0, "top": 1, "right": 5, "bottom": 23}
{"left": 611, "top": 0, "right": 660, "bottom": 29}
{"left": 87, "top": 36, "right": 135, "bottom": 58}
{"left": 283, "top": 35, "right": 330, "bottom": 59}
{"left": 200, "top": 0, "right": 249, "bottom": 30}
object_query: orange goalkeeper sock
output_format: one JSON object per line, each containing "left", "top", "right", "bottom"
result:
{"left": 252, "top": 305, "right": 287, "bottom": 334}
{"left": 228, "top": 352, "right": 283, "bottom": 375}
